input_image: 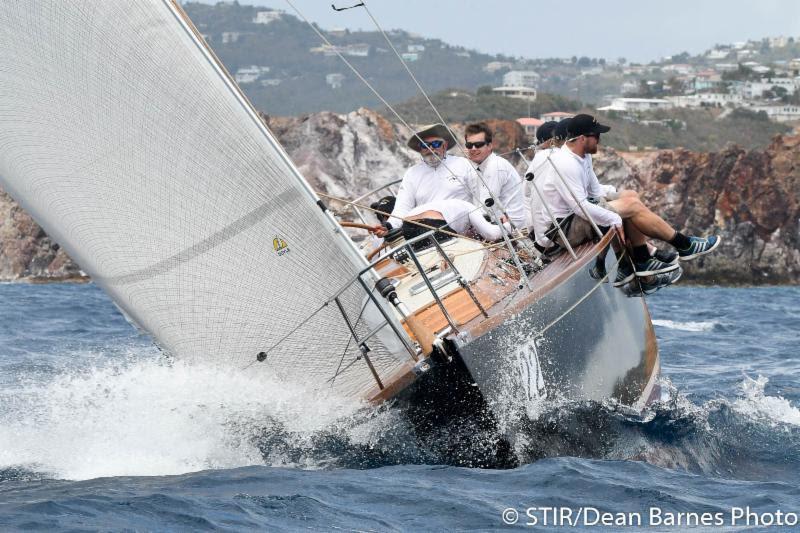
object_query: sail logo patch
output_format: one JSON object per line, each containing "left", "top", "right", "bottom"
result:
{"left": 273, "top": 236, "right": 290, "bottom": 256}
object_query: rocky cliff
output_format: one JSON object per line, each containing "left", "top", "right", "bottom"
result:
{"left": 594, "top": 135, "right": 800, "bottom": 284}
{"left": 0, "top": 109, "right": 797, "bottom": 284}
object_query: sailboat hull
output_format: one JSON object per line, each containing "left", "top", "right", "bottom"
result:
{"left": 454, "top": 237, "right": 660, "bottom": 420}
{"left": 391, "top": 234, "right": 660, "bottom": 448}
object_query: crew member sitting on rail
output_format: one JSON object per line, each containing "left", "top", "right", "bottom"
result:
{"left": 403, "top": 199, "right": 512, "bottom": 243}
{"left": 531, "top": 113, "right": 720, "bottom": 285}
{"left": 374, "top": 124, "right": 475, "bottom": 236}
{"left": 525, "top": 121, "right": 560, "bottom": 250}
{"left": 464, "top": 122, "right": 528, "bottom": 229}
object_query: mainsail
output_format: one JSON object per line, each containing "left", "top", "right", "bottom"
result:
{"left": 0, "top": 1, "right": 412, "bottom": 397}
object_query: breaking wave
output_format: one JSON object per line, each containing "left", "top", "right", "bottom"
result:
{"left": 652, "top": 319, "right": 720, "bottom": 332}
{"left": 0, "top": 353, "right": 373, "bottom": 481}
{"left": 1, "top": 348, "right": 798, "bottom": 483}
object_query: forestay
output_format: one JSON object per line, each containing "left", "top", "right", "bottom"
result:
{"left": 0, "top": 0, "right": 411, "bottom": 398}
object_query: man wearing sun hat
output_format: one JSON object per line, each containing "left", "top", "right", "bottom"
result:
{"left": 382, "top": 123, "right": 476, "bottom": 231}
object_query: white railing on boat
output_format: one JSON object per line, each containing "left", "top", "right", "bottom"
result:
{"left": 347, "top": 179, "right": 402, "bottom": 224}
{"left": 327, "top": 228, "right": 489, "bottom": 390}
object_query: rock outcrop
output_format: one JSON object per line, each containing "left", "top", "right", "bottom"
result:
{"left": 593, "top": 135, "right": 800, "bottom": 284}
{"left": 0, "top": 190, "right": 84, "bottom": 281}
{"left": 0, "top": 109, "right": 797, "bottom": 284}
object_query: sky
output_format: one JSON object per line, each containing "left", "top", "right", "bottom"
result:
{"left": 197, "top": 0, "right": 800, "bottom": 63}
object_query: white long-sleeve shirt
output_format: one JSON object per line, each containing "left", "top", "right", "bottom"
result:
{"left": 473, "top": 152, "right": 527, "bottom": 229}
{"left": 584, "top": 154, "right": 616, "bottom": 199}
{"left": 526, "top": 148, "right": 557, "bottom": 246}
{"left": 388, "top": 155, "right": 475, "bottom": 229}
{"left": 529, "top": 145, "right": 622, "bottom": 247}
{"left": 407, "top": 199, "right": 511, "bottom": 241}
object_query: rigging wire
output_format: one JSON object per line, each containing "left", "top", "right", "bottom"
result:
{"left": 284, "top": 0, "right": 472, "bottom": 203}
{"left": 317, "top": 190, "right": 532, "bottom": 250}
{"left": 335, "top": 1, "right": 532, "bottom": 289}
{"left": 287, "top": 0, "right": 525, "bottom": 256}
{"left": 353, "top": 1, "right": 520, "bottom": 231}
{"left": 318, "top": 190, "right": 493, "bottom": 245}
{"left": 330, "top": 295, "right": 371, "bottom": 388}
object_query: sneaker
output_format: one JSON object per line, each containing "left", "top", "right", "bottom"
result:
{"left": 589, "top": 257, "right": 607, "bottom": 281}
{"left": 678, "top": 235, "right": 721, "bottom": 261}
{"left": 640, "top": 266, "right": 683, "bottom": 294}
{"left": 613, "top": 259, "right": 635, "bottom": 287}
{"left": 653, "top": 248, "right": 678, "bottom": 264}
{"left": 634, "top": 256, "right": 680, "bottom": 277}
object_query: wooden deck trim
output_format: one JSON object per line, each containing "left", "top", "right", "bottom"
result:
{"left": 363, "top": 231, "right": 620, "bottom": 405}
{"left": 365, "top": 362, "right": 418, "bottom": 404}
{"left": 462, "top": 231, "right": 616, "bottom": 338}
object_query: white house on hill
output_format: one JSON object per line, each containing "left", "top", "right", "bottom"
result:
{"left": 492, "top": 86, "right": 537, "bottom": 101}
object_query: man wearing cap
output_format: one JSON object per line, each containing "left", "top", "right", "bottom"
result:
{"left": 524, "top": 121, "right": 560, "bottom": 249}
{"left": 380, "top": 123, "right": 475, "bottom": 232}
{"left": 463, "top": 122, "right": 527, "bottom": 229}
{"left": 533, "top": 113, "right": 720, "bottom": 284}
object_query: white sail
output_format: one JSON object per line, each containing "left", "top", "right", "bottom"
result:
{"left": 0, "top": 1, "right": 412, "bottom": 398}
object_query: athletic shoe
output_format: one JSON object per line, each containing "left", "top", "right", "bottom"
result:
{"left": 589, "top": 258, "right": 607, "bottom": 281}
{"left": 633, "top": 256, "right": 680, "bottom": 277}
{"left": 640, "top": 266, "right": 683, "bottom": 294}
{"left": 613, "top": 259, "right": 635, "bottom": 287}
{"left": 678, "top": 235, "right": 721, "bottom": 261}
{"left": 653, "top": 248, "right": 678, "bottom": 264}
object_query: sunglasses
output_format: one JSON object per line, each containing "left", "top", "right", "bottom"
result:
{"left": 419, "top": 139, "right": 444, "bottom": 149}
{"left": 585, "top": 133, "right": 600, "bottom": 140}
{"left": 465, "top": 141, "right": 489, "bottom": 149}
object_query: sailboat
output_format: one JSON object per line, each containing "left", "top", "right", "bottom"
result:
{"left": 0, "top": 1, "right": 659, "bottom": 441}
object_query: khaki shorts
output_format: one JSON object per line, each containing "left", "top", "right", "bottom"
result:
{"left": 554, "top": 200, "right": 617, "bottom": 249}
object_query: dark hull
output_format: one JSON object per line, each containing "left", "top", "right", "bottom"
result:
{"left": 455, "top": 238, "right": 659, "bottom": 420}
{"left": 394, "top": 236, "right": 659, "bottom": 460}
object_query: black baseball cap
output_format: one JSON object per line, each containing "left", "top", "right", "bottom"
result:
{"left": 554, "top": 118, "right": 572, "bottom": 140}
{"left": 535, "top": 121, "right": 558, "bottom": 143}
{"left": 566, "top": 114, "right": 610, "bottom": 138}
{"left": 370, "top": 195, "right": 396, "bottom": 223}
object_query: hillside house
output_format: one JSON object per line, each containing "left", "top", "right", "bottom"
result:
{"left": 540, "top": 111, "right": 575, "bottom": 122}
{"left": 253, "top": 10, "right": 283, "bottom": 24}
{"left": 492, "top": 86, "right": 537, "bottom": 101}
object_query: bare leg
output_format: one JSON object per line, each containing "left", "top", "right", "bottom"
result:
{"left": 624, "top": 219, "right": 648, "bottom": 246}
{"left": 618, "top": 192, "right": 659, "bottom": 254}
{"left": 608, "top": 196, "right": 675, "bottom": 242}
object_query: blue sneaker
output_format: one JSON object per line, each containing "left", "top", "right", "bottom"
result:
{"left": 589, "top": 258, "right": 607, "bottom": 281}
{"left": 653, "top": 248, "right": 678, "bottom": 264}
{"left": 634, "top": 256, "right": 680, "bottom": 277}
{"left": 640, "top": 266, "right": 683, "bottom": 294}
{"left": 613, "top": 259, "right": 635, "bottom": 287}
{"left": 678, "top": 235, "right": 721, "bottom": 261}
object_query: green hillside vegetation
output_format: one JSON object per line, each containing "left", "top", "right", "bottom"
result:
{"left": 385, "top": 90, "right": 790, "bottom": 152}
{"left": 599, "top": 108, "right": 791, "bottom": 152}
{"left": 385, "top": 88, "right": 582, "bottom": 125}
{"left": 184, "top": 2, "right": 502, "bottom": 115}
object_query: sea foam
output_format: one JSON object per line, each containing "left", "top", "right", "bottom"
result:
{"left": 0, "top": 353, "right": 365, "bottom": 480}
{"left": 652, "top": 319, "right": 719, "bottom": 332}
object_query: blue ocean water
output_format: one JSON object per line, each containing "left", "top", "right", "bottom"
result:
{"left": 0, "top": 283, "right": 798, "bottom": 531}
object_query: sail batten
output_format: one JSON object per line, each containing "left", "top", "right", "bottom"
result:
{"left": 0, "top": 0, "right": 409, "bottom": 398}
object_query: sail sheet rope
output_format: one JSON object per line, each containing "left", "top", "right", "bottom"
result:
{"left": 285, "top": 0, "right": 511, "bottom": 226}
{"left": 316, "top": 190, "right": 531, "bottom": 251}
{"left": 291, "top": 0, "right": 534, "bottom": 289}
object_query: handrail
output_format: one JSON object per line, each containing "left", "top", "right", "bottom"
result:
{"left": 351, "top": 178, "right": 402, "bottom": 205}
{"left": 340, "top": 229, "right": 492, "bottom": 358}
{"left": 348, "top": 179, "right": 403, "bottom": 224}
